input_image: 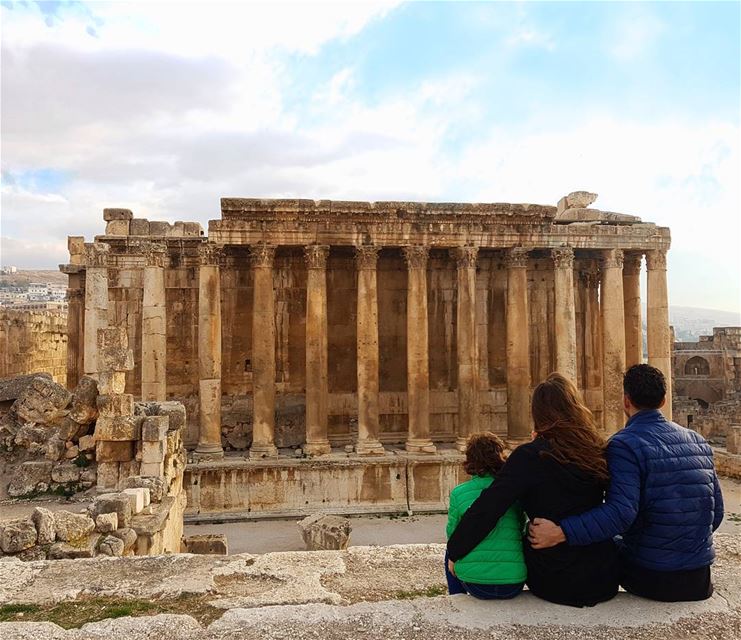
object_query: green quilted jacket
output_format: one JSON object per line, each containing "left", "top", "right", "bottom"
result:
{"left": 446, "top": 475, "right": 527, "bottom": 585}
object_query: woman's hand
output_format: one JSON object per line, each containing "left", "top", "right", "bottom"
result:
{"left": 447, "top": 558, "right": 456, "bottom": 576}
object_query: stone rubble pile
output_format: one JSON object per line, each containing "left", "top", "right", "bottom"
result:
{"left": 298, "top": 513, "right": 352, "bottom": 551}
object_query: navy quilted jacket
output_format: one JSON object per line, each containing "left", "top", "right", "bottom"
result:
{"left": 560, "top": 409, "right": 724, "bottom": 571}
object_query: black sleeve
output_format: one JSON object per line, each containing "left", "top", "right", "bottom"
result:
{"left": 447, "top": 445, "right": 534, "bottom": 562}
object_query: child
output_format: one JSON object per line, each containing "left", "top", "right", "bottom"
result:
{"left": 445, "top": 432, "right": 527, "bottom": 599}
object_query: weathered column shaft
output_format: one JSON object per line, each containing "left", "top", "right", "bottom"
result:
{"left": 454, "top": 246, "right": 479, "bottom": 451}
{"left": 141, "top": 243, "right": 167, "bottom": 401}
{"left": 403, "top": 245, "right": 436, "bottom": 453}
{"left": 553, "top": 248, "right": 577, "bottom": 382}
{"left": 196, "top": 245, "right": 223, "bottom": 456}
{"left": 66, "top": 279, "right": 84, "bottom": 389}
{"left": 355, "top": 246, "right": 385, "bottom": 455}
{"left": 601, "top": 249, "right": 627, "bottom": 433}
{"left": 83, "top": 243, "right": 109, "bottom": 376}
{"left": 251, "top": 243, "right": 278, "bottom": 458}
{"left": 506, "top": 248, "right": 531, "bottom": 442}
{"left": 623, "top": 253, "right": 643, "bottom": 368}
{"left": 581, "top": 265, "right": 603, "bottom": 429}
{"left": 304, "top": 245, "right": 331, "bottom": 456}
{"left": 647, "top": 250, "right": 673, "bottom": 419}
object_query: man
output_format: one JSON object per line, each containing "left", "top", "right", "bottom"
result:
{"left": 529, "top": 364, "right": 724, "bottom": 602}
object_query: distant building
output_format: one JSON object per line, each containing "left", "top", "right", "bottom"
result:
{"left": 0, "top": 266, "right": 18, "bottom": 274}
{"left": 673, "top": 327, "right": 741, "bottom": 407}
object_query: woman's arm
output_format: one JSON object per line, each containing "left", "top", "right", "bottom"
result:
{"left": 447, "top": 446, "right": 533, "bottom": 562}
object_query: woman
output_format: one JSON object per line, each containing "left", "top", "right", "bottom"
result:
{"left": 445, "top": 432, "right": 526, "bottom": 599}
{"left": 447, "top": 373, "right": 619, "bottom": 607}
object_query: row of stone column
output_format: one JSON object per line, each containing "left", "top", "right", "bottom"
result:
{"left": 81, "top": 242, "right": 671, "bottom": 456}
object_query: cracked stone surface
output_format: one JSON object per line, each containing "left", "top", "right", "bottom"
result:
{"left": 0, "top": 534, "right": 739, "bottom": 639}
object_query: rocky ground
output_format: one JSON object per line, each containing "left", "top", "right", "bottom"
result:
{"left": 1, "top": 533, "right": 739, "bottom": 639}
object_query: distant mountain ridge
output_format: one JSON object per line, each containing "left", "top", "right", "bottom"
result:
{"left": 669, "top": 306, "right": 741, "bottom": 342}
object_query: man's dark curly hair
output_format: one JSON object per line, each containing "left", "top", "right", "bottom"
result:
{"left": 464, "top": 432, "right": 507, "bottom": 477}
{"left": 623, "top": 364, "right": 666, "bottom": 410}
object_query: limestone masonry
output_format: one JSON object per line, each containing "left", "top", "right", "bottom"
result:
{"left": 57, "top": 193, "right": 673, "bottom": 515}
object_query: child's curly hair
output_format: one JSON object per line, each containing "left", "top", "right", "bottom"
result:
{"left": 464, "top": 432, "right": 507, "bottom": 477}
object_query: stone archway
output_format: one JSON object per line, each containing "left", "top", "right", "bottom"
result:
{"left": 684, "top": 356, "right": 710, "bottom": 377}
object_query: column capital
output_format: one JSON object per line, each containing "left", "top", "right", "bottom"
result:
{"left": 551, "top": 247, "right": 574, "bottom": 269}
{"left": 355, "top": 245, "right": 380, "bottom": 270}
{"left": 198, "top": 243, "right": 223, "bottom": 266}
{"left": 646, "top": 249, "right": 667, "bottom": 271}
{"left": 506, "top": 247, "right": 530, "bottom": 269}
{"left": 623, "top": 252, "right": 643, "bottom": 275}
{"left": 304, "top": 244, "right": 329, "bottom": 270}
{"left": 602, "top": 248, "right": 624, "bottom": 269}
{"left": 451, "top": 245, "right": 479, "bottom": 269}
{"left": 143, "top": 242, "right": 169, "bottom": 268}
{"left": 403, "top": 245, "right": 429, "bottom": 269}
{"left": 84, "top": 242, "right": 110, "bottom": 268}
{"left": 250, "top": 243, "right": 276, "bottom": 268}
{"left": 579, "top": 265, "right": 601, "bottom": 289}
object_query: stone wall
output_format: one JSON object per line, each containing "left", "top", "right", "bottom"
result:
{"left": 0, "top": 310, "right": 67, "bottom": 386}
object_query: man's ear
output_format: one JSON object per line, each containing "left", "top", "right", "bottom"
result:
{"left": 623, "top": 394, "right": 632, "bottom": 412}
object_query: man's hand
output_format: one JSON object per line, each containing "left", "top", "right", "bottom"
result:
{"left": 528, "top": 518, "right": 566, "bottom": 549}
{"left": 447, "top": 558, "right": 456, "bottom": 576}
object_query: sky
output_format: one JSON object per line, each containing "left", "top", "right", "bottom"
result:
{"left": 1, "top": 0, "right": 739, "bottom": 313}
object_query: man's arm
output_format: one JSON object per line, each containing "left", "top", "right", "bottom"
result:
{"left": 528, "top": 437, "right": 643, "bottom": 549}
{"left": 447, "top": 446, "right": 531, "bottom": 562}
{"left": 712, "top": 470, "right": 724, "bottom": 532}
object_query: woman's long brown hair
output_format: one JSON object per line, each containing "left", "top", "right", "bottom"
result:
{"left": 531, "top": 372, "right": 609, "bottom": 484}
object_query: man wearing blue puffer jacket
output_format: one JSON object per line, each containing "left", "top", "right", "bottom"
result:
{"left": 529, "top": 364, "right": 724, "bottom": 601}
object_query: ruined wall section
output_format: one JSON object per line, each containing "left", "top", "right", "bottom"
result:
{"left": 0, "top": 310, "right": 68, "bottom": 386}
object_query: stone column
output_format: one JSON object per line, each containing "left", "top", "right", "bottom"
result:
{"left": 65, "top": 282, "right": 84, "bottom": 390}
{"left": 303, "top": 245, "right": 331, "bottom": 456}
{"left": 196, "top": 244, "right": 223, "bottom": 457}
{"left": 453, "top": 246, "right": 479, "bottom": 451}
{"left": 83, "top": 242, "right": 110, "bottom": 376}
{"left": 646, "top": 249, "right": 673, "bottom": 419}
{"left": 506, "top": 248, "right": 531, "bottom": 443}
{"left": 552, "top": 247, "right": 577, "bottom": 383}
{"left": 623, "top": 253, "right": 643, "bottom": 368}
{"left": 403, "top": 245, "right": 436, "bottom": 454}
{"left": 601, "top": 249, "right": 627, "bottom": 433}
{"left": 250, "top": 243, "right": 279, "bottom": 458}
{"left": 581, "top": 264, "right": 603, "bottom": 428}
{"left": 355, "top": 245, "right": 385, "bottom": 455}
{"left": 141, "top": 242, "right": 168, "bottom": 401}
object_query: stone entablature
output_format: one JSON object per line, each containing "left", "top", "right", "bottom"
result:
{"left": 61, "top": 193, "right": 673, "bottom": 465}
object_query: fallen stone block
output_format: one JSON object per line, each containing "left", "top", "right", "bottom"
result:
{"left": 141, "top": 440, "right": 166, "bottom": 463}
{"left": 54, "top": 416, "right": 82, "bottom": 441}
{"left": 0, "top": 372, "right": 52, "bottom": 403}
{"left": 99, "top": 534, "right": 125, "bottom": 557}
{"left": 63, "top": 444, "right": 80, "bottom": 460}
{"left": 54, "top": 511, "right": 95, "bottom": 542}
{"left": 1, "top": 519, "right": 38, "bottom": 553}
{"left": 93, "top": 492, "right": 132, "bottom": 527}
{"left": 17, "top": 546, "right": 48, "bottom": 561}
{"left": 44, "top": 434, "right": 66, "bottom": 461}
{"left": 126, "top": 475, "right": 167, "bottom": 502}
{"left": 103, "top": 208, "right": 133, "bottom": 221}
{"left": 8, "top": 461, "right": 53, "bottom": 497}
{"left": 96, "top": 440, "right": 136, "bottom": 462}
{"left": 78, "top": 434, "right": 96, "bottom": 452}
{"left": 122, "top": 487, "right": 150, "bottom": 514}
{"left": 68, "top": 375, "right": 99, "bottom": 425}
{"left": 97, "top": 371, "right": 126, "bottom": 395}
{"left": 95, "top": 415, "right": 141, "bottom": 441}
{"left": 142, "top": 416, "right": 169, "bottom": 441}
{"left": 14, "top": 376, "right": 72, "bottom": 425}
{"left": 97, "top": 393, "right": 135, "bottom": 417}
{"left": 297, "top": 513, "right": 352, "bottom": 551}
{"left": 14, "top": 424, "right": 51, "bottom": 449}
{"left": 51, "top": 462, "right": 82, "bottom": 484}
{"left": 49, "top": 534, "right": 99, "bottom": 559}
{"left": 95, "top": 512, "right": 118, "bottom": 533}
{"left": 110, "top": 527, "right": 137, "bottom": 552}
{"left": 183, "top": 534, "right": 228, "bottom": 555}
{"left": 31, "top": 507, "right": 55, "bottom": 544}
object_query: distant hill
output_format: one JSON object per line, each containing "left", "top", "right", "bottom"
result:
{"left": 670, "top": 306, "right": 741, "bottom": 342}
{"left": 0, "top": 270, "right": 68, "bottom": 286}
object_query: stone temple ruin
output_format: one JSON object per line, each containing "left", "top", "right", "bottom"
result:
{"left": 54, "top": 191, "right": 674, "bottom": 516}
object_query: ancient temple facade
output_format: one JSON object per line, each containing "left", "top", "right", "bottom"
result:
{"left": 61, "top": 194, "right": 672, "bottom": 514}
